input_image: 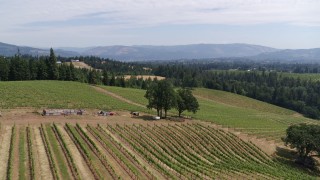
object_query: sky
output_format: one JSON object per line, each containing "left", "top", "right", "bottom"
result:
{"left": 0, "top": 0, "right": 320, "bottom": 49}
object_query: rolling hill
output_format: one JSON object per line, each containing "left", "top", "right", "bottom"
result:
{"left": 253, "top": 48, "right": 320, "bottom": 62}
{"left": 1, "top": 81, "right": 317, "bottom": 140}
{"left": 99, "top": 86, "right": 320, "bottom": 143}
{"left": 0, "top": 81, "right": 319, "bottom": 179}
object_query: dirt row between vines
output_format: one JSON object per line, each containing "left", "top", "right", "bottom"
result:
{"left": 0, "top": 126, "right": 11, "bottom": 180}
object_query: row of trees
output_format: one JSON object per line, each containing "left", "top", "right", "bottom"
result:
{"left": 145, "top": 80, "right": 199, "bottom": 118}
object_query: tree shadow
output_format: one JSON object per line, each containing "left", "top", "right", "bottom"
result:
{"left": 132, "top": 115, "right": 155, "bottom": 121}
{"left": 274, "top": 146, "right": 320, "bottom": 176}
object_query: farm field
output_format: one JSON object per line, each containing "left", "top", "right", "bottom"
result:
{"left": 0, "top": 81, "right": 320, "bottom": 178}
{"left": 0, "top": 123, "right": 317, "bottom": 180}
{"left": 64, "top": 61, "right": 95, "bottom": 70}
{"left": 0, "top": 81, "right": 145, "bottom": 112}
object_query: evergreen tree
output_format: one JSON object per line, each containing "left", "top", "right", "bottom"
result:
{"left": 29, "top": 59, "right": 38, "bottom": 80}
{"left": 88, "top": 69, "right": 100, "bottom": 84}
{"left": 102, "top": 70, "right": 109, "bottom": 85}
{"left": 37, "top": 59, "right": 48, "bottom": 80}
{"left": 47, "top": 48, "right": 59, "bottom": 80}
{"left": 0, "top": 57, "right": 10, "bottom": 81}
{"left": 110, "top": 73, "right": 116, "bottom": 86}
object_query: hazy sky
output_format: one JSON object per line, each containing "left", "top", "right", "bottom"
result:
{"left": 0, "top": 0, "right": 319, "bottom": 49}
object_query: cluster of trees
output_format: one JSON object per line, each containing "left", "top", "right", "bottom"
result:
{"left": 0, "top": 49, "right": 86, "bottom": 82}
{"left": 0, "top": 49, "right": 155, "bottom": 89}
{"left": 145, "top": 80, "right": 199, "bottom": 118}
{"left": 283, "top": 124, "right": 320, "bottom": 168}
{"left": 82, "top": 56, "right": 151, "bottom": 75}
{"left": 152, "top": 64, "right": 320, "bottom": 119}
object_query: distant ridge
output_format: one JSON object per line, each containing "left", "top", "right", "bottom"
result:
{"left": 0, "top": 42, "right": 79, "bottom": 57}
{"left": 82, "top": 43, "right": 279, "bottom": 61}
{"left": 1, "top": 41, "right": 320, "bottom": 62}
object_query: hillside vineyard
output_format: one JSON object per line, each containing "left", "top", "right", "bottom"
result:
{"left": 0, "top": 123, "right": 315, "bottom": 179}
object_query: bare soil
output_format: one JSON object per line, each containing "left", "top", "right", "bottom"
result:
{"left": 64, "top": 62, "right": 95, "bottom": 70}
{"left": 33, "top": 126, "right": 53, "bottom": 180}
{"left": 123, "top": 75, "right": 165, "bottom": 81}
{"left": 0, "top": 126, "right": 12, "bottom": 180}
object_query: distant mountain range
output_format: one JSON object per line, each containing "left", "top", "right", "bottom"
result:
{"left": 0, "top": 42, "right": 319, "bottom": 62}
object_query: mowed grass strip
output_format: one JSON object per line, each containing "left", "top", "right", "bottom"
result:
{"left": 0, "top": 81, "right": 144, "bottom": 111}
{"left": 18, "top": 127, "right": 26, "bottom": 180}
{"left": 44, "top": 124, "right": 72, "bottom": 180}
{"left": 99, "top": 85, "right": 148, "bottom": 106}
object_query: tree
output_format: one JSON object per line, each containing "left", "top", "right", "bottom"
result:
{"left": 283, "top": 124, "right": 320, "bottom": 166}
{"left": 0, "top": 57, "right": 10, "bottom": 81}
{"left": 145, "top": 80, "right": 176, "bottom": 118}
{"left": 102, "top": 70, "right": 109, "bottom": 85}
{"left": 37, "top": 59, "right": 48, "bottom": 80}
{"left": 47, "top": 48, "right": 59, "bottom": 80}
{"left": 109, "top": 73, "right": 116, "bottom": 86}
{"left": 176, "top": 88, "right": 199, "bottom": 117}
{"left": 160, "top": 80, "right": 176, "bottom": 118}
{"left": 88, "top": 70, "right": 100, "bottom": 84}
{"left": 9, "top": 55, "right": 30, "bottom": 80}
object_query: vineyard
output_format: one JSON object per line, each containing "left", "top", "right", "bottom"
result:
{"left": 0, "top": 123, "right": 317, "bottom": 179}
{"left": 97, "top": 86, "right": 320, "bottom": 144}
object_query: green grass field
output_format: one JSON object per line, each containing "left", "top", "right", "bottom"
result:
{"left": 0, "top": 81, "right": 145, "bottom": 112}
{"left": 99, "top": 86, "right": 148, "bottom": 106}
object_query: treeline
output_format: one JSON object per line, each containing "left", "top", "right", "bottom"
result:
{"left": 81, "top": 57, "right": 151, "bottom": 75}
{"left": 149, "top": 60, "right": 320, "bottom": 73}
{"left": 0, "top": 49, "right": 153, "bottom": 89}
{"left": 153, "top": 64, "right": 320, "bottom": 119}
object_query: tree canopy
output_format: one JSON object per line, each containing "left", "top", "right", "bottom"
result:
{"left": 145, "top": 80, "right": 176, "bottom": 118}
{"left": 145, "top": 81, "right": 199, "bottom": 118}
{"left": 283, "top": 124, "right": 320, "bottom": 166}
{"left": 176, "top": 88, "right": 199, "bottom": 117}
